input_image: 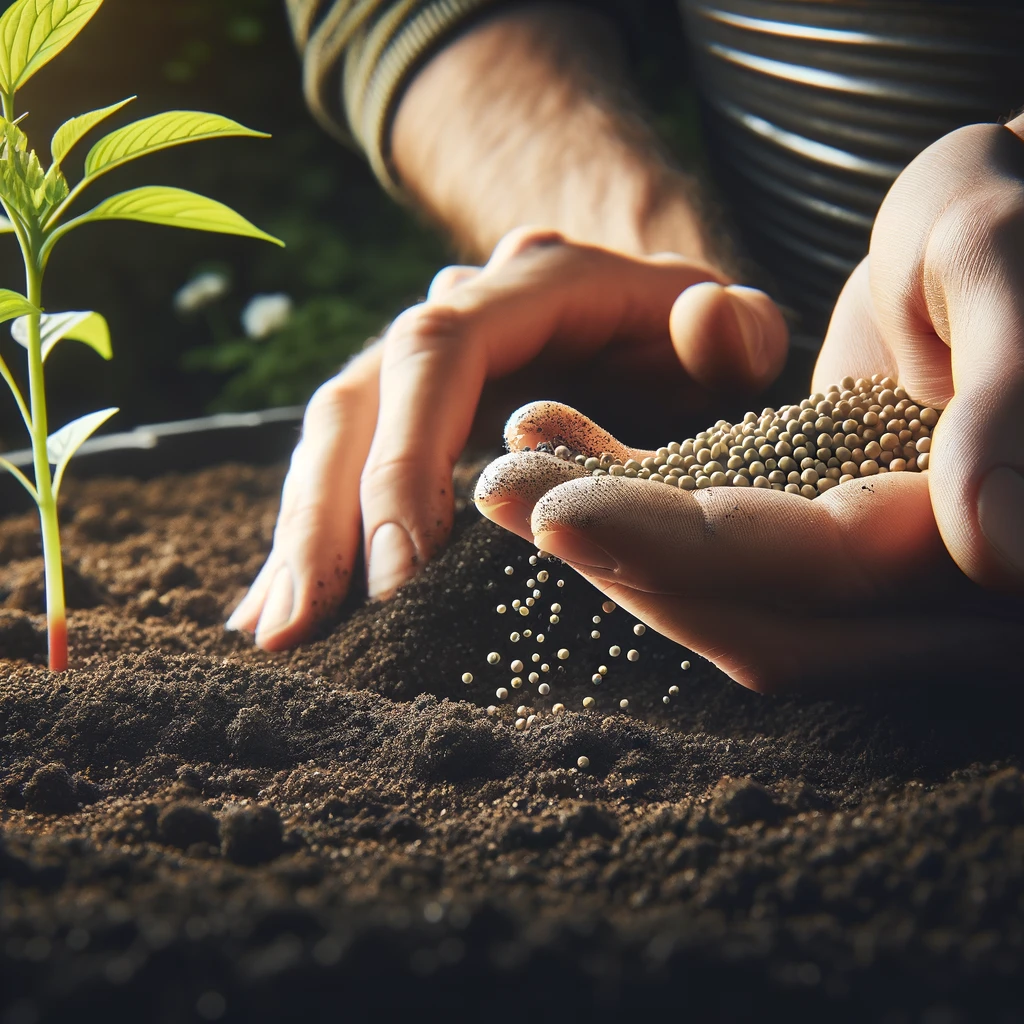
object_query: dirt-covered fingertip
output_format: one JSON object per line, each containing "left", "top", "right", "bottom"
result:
{"left": 475, "top": 450, "right": 585, "bottom": 506}
{"left": 502, "top": 400, "right": 632, "bottom": 459}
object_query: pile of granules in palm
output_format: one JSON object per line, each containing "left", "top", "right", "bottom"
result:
{"left": 549, "top": 374, "right": 940, "bottom": 498}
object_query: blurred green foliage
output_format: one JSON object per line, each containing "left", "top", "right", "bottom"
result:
{"left": 0, "top": 0, "right": 447, "bottom": 445}
{"left": 162, "top": 0, "right": 446, "bottom": 414}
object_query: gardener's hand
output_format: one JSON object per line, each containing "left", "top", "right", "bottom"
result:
{"left": 473, "top": 119, "right": 1024, "bottom": 691}
{"left": 226, "top": 229, "right": 788, "bottom": 649}
{"left": 475, "top": 403, "right": 1020, "bottom": 693}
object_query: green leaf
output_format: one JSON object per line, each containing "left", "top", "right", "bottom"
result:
{"left": 0, "top": 286, "right": 37, "bottom": 322}
{"left": 74, "top": 185, "right": 284, "bottom": 245}
{"left": 50, "top": 94, "right": 134, "bottom": 167}
{"left": 0, "top": 0, "right": 104, "bottom": 96}
{"left": 83, "top": 110, "right": 269, "bottom": 183}
{"left": 10, "top": 309, "right": 110, "bottom": 360}
{"left": 46, "top": 405, "right": 117, "bottom": 495}
{"left": 41, "top": 161, "right": 67, "bottom": 206}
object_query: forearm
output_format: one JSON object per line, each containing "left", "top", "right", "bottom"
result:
{"left": 391, "top": 4, "right": 723, "bottom": 269}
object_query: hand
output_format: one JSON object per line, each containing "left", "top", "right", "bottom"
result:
{"left": 226, "top": 228, "right": 789, "bottom": 649}
{"left": 472, "top": 119, "right": 1024, "bottom": 692}
{"left": 474, "top": 402, "right": 1021, "bottom": 694}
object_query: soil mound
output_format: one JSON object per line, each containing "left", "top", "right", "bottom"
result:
{"left": 2, "top": 462, "right": 1023, "bottom": 1021}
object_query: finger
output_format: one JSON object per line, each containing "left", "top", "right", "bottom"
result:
{"left": 227, "top": 345, "right": 382, "bottom": 648}
{"left": 522, "top": 471, "right": 1007, "bottom": 691}
{"left": 931, "top": 271, "right": 1024, "bottom": 589}
{"left": 427, "top": 265, "right": 480, "bottom": 299}
{"left": 461, "top": 228, "right": 728, "bottom": 375}
{"left": 811, "top": 257, "right": 898, "bottom": 394}
{"left": 867, "top": 124, "right": 1024, "bottom": 589}
{"left": 527, "top": 470, "right": 941, "bottom": 598}
{"left": 669, "top": 282, "right": 789, "bottom": 392}
{"left": 359, "top": 232, "right": 726, "bottom": 598}
{"left": 502, "top": 401, "right": 654, "bottom": 463}
{"left": 474, "top": 450, "right": 586, "bottom": 537}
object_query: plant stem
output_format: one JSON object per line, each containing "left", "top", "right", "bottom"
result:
{"left": 23, "top": 247, "right": 67, "bottom": 671}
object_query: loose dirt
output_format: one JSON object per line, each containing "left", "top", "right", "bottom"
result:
{"left": 1, "top": 462, "right": 1023, "bottom": 1022}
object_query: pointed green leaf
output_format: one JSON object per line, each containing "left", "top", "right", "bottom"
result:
{"left": 0, "top": 0, "right": 104, "bottom": 96}
{"left": 74, "top": 185, "right": 284, "bottom": 245}
{"left": 47, "top": 405, "right": 117, "bottom": 495}
{"left": 0, "top": 287, "right": 37, "bottom": 322}
{"left": 83, "top": 110, "right": 269, "bottom": 183}
{"left": 10, "top": 309, "right": 110, "bottom": 360}
{"left": 41, "top": 161, "right": 67, "bottom": 205}
{"left": 50, "top": 94, "right": 134, "bottom": 167}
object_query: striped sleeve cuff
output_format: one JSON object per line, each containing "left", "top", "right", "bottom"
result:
{"left": 288, "top": 0, "right": 499, "bottom": 197}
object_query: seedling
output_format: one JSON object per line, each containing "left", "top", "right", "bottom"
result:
{"left": 0, "top": 0, "right": 282, "bottom": 671}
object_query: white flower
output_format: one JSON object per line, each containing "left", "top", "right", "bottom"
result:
{"left": 241, "top": 293, "right": 293, "bottom": 339}
{"left": 174, "top": 271, "right": 229, "bottom": 314}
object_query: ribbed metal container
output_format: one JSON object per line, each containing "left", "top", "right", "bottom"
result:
{"left": 680, "top": 0, "right": 1024, "bottom": 333}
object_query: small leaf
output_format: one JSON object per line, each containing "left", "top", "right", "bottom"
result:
{"left": 0, "top": 0, "right": 104, "bottom": 96}
{"left": 50, "top": 94, "right": 134, "bottom": 167}
{"left": 83, "top": 110, "right": 269, "bottom": 183}
{"left": 46, "top": 406, "right": 117, "bottom": 493}
{"left": 41, "top": 161, "right": 67, "bottom": 206}
{"left": 0, "top": 287, "right": 37, "bottom": 323}
{"left": 10, "top": 309, "right": 110, "bottom": 360}
{"left": 74, "top": 185, "right": 284, "bottom": 245}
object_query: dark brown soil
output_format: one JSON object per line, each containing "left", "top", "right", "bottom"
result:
{"left": 2, "top": 461, "right": 1024, "bottom": 1023}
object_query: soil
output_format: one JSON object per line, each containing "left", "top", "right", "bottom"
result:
{"left": 1, "top": 459, "right": 1024, "bottom": 1023}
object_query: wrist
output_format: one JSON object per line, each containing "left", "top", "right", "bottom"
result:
{"left": 391, "top": 4, "right": 722, "bottom": 270}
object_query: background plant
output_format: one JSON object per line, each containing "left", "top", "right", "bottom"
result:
{"left": 0, "top": 0, "right": 280, "bottom": 671}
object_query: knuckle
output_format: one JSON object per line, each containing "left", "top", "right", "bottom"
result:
{"left": 488, "top": 225, "right": 567, "bottom": 266}
{"left": 302, "top": 370, "right": 372, "bottom": 431}
{"left": 927, "top": 189, "right": 1024, "bottom": 284}
{"left": 428, "top": 265, "right": 474, "bottom": 298}
{"left": 306, "top": 374, "right": 359, "bottom": 417}
{"left": 385, "top": 302, "right": 470, "bottom": 359}
{"left": 274, "top": 495, "right": 333, "bottom": 547}
{"left": 361, "top": 451, "right": 437, "bottom": 500}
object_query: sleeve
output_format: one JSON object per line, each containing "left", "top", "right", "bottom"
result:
{"left": 284, "top": 0, "right": 502, "bottom": 197}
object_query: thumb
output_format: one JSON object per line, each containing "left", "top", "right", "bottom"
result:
{"left": 669, "top": 282, "right": 789, "bottom": 393}
{"left": 930, "top": 275, "right": 1024, "bottom": 590}
{"left": 867, "top": 122, "right": 1024, "bottom": 591}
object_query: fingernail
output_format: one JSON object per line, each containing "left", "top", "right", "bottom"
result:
{"left": 534, "top": 530, "right": 618, "bottom": 571}
{"left": 224, "top": 609, "right": 244, "bottom": 632}
{"left": 727, "top": 286, "right": 768, "bottom": 377}
{"left": 978, "top": 466, "right": 1024, "bottom": 574}
{"left": 368, "top": 522, "right": 418, "bottom": 598}
{"left": 255, "top": 566, "right": 294, "bottom": 640}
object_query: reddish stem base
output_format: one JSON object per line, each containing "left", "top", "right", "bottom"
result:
{"left": 48, "top": 615, "right": 67, "bottom": 672}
